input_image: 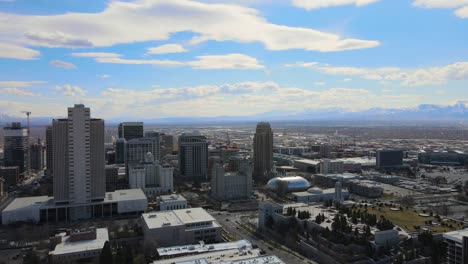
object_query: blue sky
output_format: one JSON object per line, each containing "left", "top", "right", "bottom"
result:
{"left": 0, "top": 0, "right": 467, "bottom": 119}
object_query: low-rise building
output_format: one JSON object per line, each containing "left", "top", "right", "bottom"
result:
{"left": 49, "top": 227, "right": 108, "bottom": 264}
{"left": 158, "top": 194, "right": 187, "bottom": 211}
{"left": 142, "top": 207, "right": 221, "bottom": 247}
{"left": 292, "top": 187, "right": 349, "bottom": 203}
{"left": 347, "top": 180, "right": 384, "bottom": 198}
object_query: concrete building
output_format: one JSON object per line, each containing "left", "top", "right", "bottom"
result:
{"left": 161, "top": 134, "right": 174, "bottom": 156}
{"left": 158, "top": 194, "right": 187, "bottom": 211}
{"left": 292, "top": 187, "right": 349, "bottom": 203}
{"left": 30, "top": 141, "right": 44, "bottom": 171}
{"left": 178, "top": 133, "right": 208, "bottom": 180}
{"left": 2, "top": 188, "right": 147, "bottom": 225}
{"left": 0, "top": 166, "right": 19, "bottom": 189}
{"left": 319, "top": 144, "right": 332, "bottom": 158}
{"left": 376, "top": 150, "right": 404, "bottom": 168}
{"left": 142, "top": 208, "right": 221, "bottom": 247}
{"left": 253, "top": 122, "right": 273, "bottom": 182}
{"left": 319, "top": 159, "right": 344, "bottom": 174}
{"left": 347, "top": 179, "right": 384, "bottom": 198}
{"left": 49, "top": 227, "right": 108, "bottom": 264}
{"left": 129, "top": 152, "right": 174, "bottom": 197}
{"left": 211, "top": 158, "right": 253, "bottom": 201}
{"left": 0, "top": 178, "right": 4, "bottom": 197}
{"left": 52, "top": 104, "right": 105, "bottom": 220}
{"left": 115, "top": 138, "right": 126, "bottom": 164}
{"left": 127, "top": 137, "right": 161, "bottom": 164}
{"left": 3, "top": 122, "right": 28, "bottom": 173}
{"left": 154, "top": 240, "right": 284, "bottom": 264}
{"left": 444, "top": 229, "right": 468, "bottom": 264}
{"left": 118, "top": 122, "right": 143, "bottom": 141}
{"left": 105, "top": 165, "right": 119, "bottom": 192}
{"left": 45, "top": 125, "right": 53, "bottom": 176}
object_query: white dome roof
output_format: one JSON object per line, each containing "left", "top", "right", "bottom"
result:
{"left": 307, "top": 187, "right": 323, "bottom": 194}
{"left": 266, "top": 176, "right": 310, "bottom": 192}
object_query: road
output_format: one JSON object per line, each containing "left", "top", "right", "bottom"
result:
{"left": 209, "top": 210, "right": 316, "bottom": 264}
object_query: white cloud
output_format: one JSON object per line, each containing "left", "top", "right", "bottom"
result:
{"left": 97, "top": 74, "right": 110, "bottom": 78}
{"left": 70, "top": 52, "right": 121, "bottom": 58}
{"left": 0, "top": 81, "right": 44, "bottom": 87}
{"left": 71, "top": 52, "right": 264, "bottom": 70}
{"left": 292, "top": 0, "right": 379, "bottom": 10}
{"left": 287, "top": 61, "right": 468, "bottom": 86}
{"left": 49, "top": 60, "right": 77, "bottom": 69}
{"left": 343, "top": 78, "right": 352, "bottom": 82}
{"left": 285, "top": 62, "right": 318, "bottom": 67}
{"left": 0, "top": 43, "right": 40, "bottom": 60}
{"left": 0, "top": 88, "right": 35, "bottom": 97}
{"left": 147, "top": 44, "right": 187, "bottom": 54}
{"left": 0, "top": 0, "right": 379, "bottom": 52}
{"left": 413, "top": 0, "right": 468, "bottom": 18}
{"left": 54, "top": 85, "right": 87, "bottom": 97}
{"left": 314, "top": 82, "right": 326, "bottom": 86}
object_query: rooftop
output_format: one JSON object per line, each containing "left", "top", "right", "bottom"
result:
{"left": 443, "top": 229, "right": 468, "bottom": 243}
{"left": 50, "top": 228, "right": 108, "bottom": 256}
{"left": 2, "top": 195, "right": 51, "bottom": 212}
{"left": 160, "top": 194, "right": 187, "bottom": 203}
{"left": 157, "top": 240, "right": 251, "bottom": 257}
{"left": 143, "top": 208, "right": 215, "bottom": 229}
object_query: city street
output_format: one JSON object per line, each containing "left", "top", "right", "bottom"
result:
{"left": 209, "top": 210, "right": 317, "bottom": 264}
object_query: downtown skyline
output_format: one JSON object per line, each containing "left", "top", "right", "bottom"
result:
{"left": 0, "top": 0, "right": 467, "bottom": 119}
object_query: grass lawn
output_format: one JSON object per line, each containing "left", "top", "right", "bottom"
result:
{"left": 365, "top": 207, "right": 459, "bottom": 233}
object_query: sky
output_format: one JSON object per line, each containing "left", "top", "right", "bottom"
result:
{"left": 0, "top": 0, "right": 467, "bottom": 119}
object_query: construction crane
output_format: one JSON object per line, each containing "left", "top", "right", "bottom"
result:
{"left": 21, "top": 111, "right": 31, "bottom": 179}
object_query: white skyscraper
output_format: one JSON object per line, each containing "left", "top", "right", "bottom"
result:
{"left": 52, "top": 104, "right": 105, "bottom": 219}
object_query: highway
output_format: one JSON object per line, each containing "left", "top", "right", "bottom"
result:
{"left": 209, "top": 210, "right": 317, "bottom": 264}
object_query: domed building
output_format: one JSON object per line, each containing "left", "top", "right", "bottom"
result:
{"left": 266, "top": 176, "right": 310, "bottom": 192}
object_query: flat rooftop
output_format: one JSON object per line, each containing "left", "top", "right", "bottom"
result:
{"left": 104, "top": 189, "right": 147, "bottom": 203}
{"left": 143, "top": 208, "right": 216, "bottom": 229}
{"left": 157, "top": 240, "right": 251, "bottom": 257}
{"left": 2, "top": 196, "right": 51, "bottom": 212}
{"left": 160, "top": 194, "right": 187, "bottom": 203}
{"left": 443, "top": 229, "right": 468, "bottom": 243}
{"left": 50, "top": 228, "right": 108, "bottom": 256}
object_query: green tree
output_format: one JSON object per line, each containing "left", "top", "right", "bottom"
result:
{"left": 100, "top": 241, "right": 114, "bottom": 264}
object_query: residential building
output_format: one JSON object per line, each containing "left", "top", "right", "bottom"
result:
{"left": 118, "top": 122, "right": 143, "bottom": 141}
{"left": 49, "top": 227, "right": 108, "bottom": 264}
{"left": 347, "top": 179, "right": 384, "bottom": 198}
{"left": 253, "top": 122, "right": 273, "bottom": 182}
{"left": 178, "top": 132, "right": 208, "bottom": 180}
{"left": 319, "top": 159, "right": 344, "bottom": 174}
{"left": 142, "top": 208, "right": 221, "bottom": 247}
{"left": 3, "top": 122, "right": 28, "bottom": 173}
{"left": 158, "top": 194, "right": 187, "bottom": 211}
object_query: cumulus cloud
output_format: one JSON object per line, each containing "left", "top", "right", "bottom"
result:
{"left": 0, "top": 43, "right": 40, "bottom": 60}
{"left": 292, "top": 0, "right": 380, "bottom": 10}
{"left": 49, "top": 60, "right": 77, "bottom": 69}
{"left": 147, "top": 44, "right": 187, "bottom": 54}
{"left": 71, "top": 52, "right": 264, "bottom": 70}
{"left": 97, "top": 74, "right": 110, "bottom": 78}
{"left": 0, "top": 88, "right": 35, "bottom": 97}
{"left": 413, "top": 0, "right": 468, "bottom": 18}
{"left": 287, "top": 61, "right": 468, "bottom": 86}
{"left": 0, "top": 0, "right": 379, "bottom": 53}
{"left": 54, "top": 85, "right": 87, "bottom": 97}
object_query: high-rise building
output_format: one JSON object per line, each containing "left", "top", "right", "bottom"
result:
{"left": 118, "top": 122, "right": 143, "bottom": 141}
{"left": 253, "top": 122, "right": 273, "bottom": 182}
{"left": 211, "top": 157, "right": 252, "bottom": 201}
{"left": 162, "top": 134, "right": 174, "bottom": 156}
{"left": 114, "top": 138, "right": 126, "bottom": 164}
{"left": 3, "top": 122, "right": 28, "bottom": 173}
{"left": 319, "top": 144, "right": 332, "bottom": 158}
{"left": 52, "top": 104, "right": 105, "bottom": 219}
{"left": 30, "top": 141, "right": 44, "bottom": 171}
{"left": 127, "top": 137, "right": 160, "bottom": 164}
{"left": 46, "top": 126, "right": 53, "bottom": 176}
{"left": 178, "top": 133, "right": 208, "bottom": 180}
{"left": 376, "top": 150, "right": 404, "bottom": 168}
{"left": 105, "top": 165, "right": 119, "bottom": 192}
{"left": 444, "top": 229, "right": 468, "bottom": 264}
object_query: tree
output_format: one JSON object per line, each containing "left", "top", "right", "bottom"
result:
{"left": 100, "top": 241, "right": 114, "bottom": 264}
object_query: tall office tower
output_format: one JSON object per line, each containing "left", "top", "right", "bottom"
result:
{"left": 52, "top": 104, "right": 105, "bottom": 219}
{"left": 127, "top": 137, "right": 160, "bottom": 164}
{"left": 3, "top": 122, "right": 28, "bottom": 173}
{"left": 253, "top": 122, "right": 273, "bottom": 182}
{"left": 118, "top": 122, "right": 143, "bottom": 141}
{"left": 105, "top": 165, "right": 119, "bottom": 192}
{"left": 45, "top": 126, "right": 53, "bottom": 176}
{"left": 179, "top": 132, "right": 208, "bottom": 180}
{"left": 30, "top": 140, "right": 44, "bottom": 171}
{"left": 115, "top": 138, "right": 126, "bottom": 164}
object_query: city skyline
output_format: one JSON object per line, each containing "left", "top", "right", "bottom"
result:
{"left": 0, "top": 0, "right": 467, "bottom": 119}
